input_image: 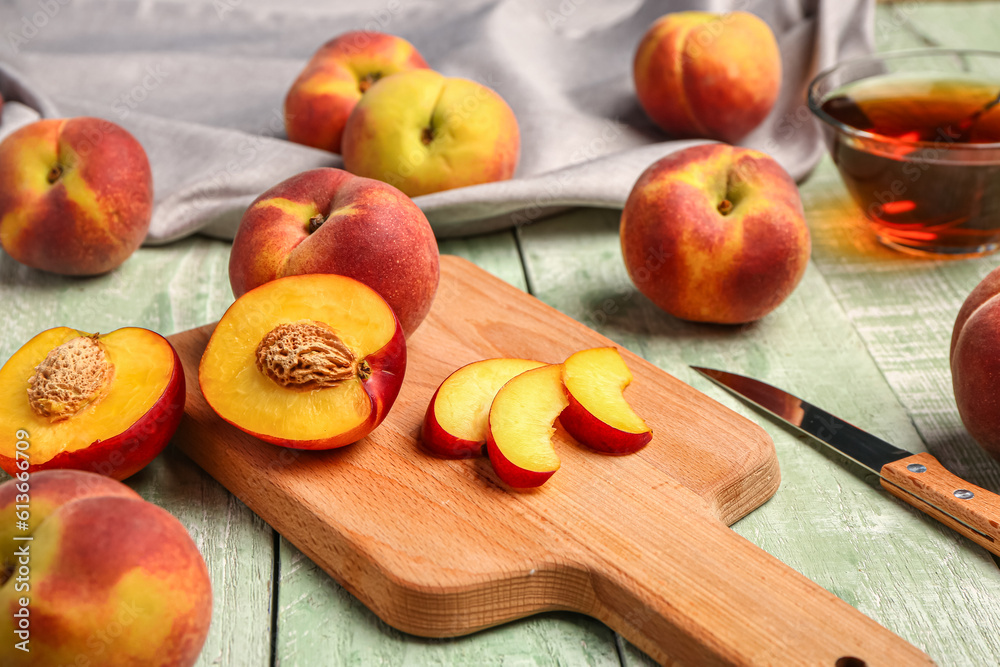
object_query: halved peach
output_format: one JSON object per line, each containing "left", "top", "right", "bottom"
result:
{"left": 199, "top": 273, "right": 405, "bottom": 449}
{"left": 486, "top": 364, "right": 568, "bottom": 489}
{"left": 422, "top": 358, "right": 547, "bottom": 458}
{"left": 0, "top": 327, "right": 185, "bottom": 480}
{"left": 560, "top": 347, "right": 652, "bottom": 454}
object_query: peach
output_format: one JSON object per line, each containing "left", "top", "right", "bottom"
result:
{"left": 0, "top": 327, "right": 185, "bottom": 480}
{"left": 422, "top": 358, "right": 547, "bottom": 458}
{"left": 486, "top": 364, "right": 567, "bottom": 489}
{"left": 228, "top": 167, "right": 439, "bottom": 338}
{"left": 200, "top": 273, "right": 406, "bottom": 449}
{"left": 284, "top": 31, "right": 429, "bottom": 154}
{"left": 0, "top": 117, "right": 153, "bottom": 275}
{"left": 341, "top": 69, "right": 520, "bottom": 197}
{"left": 559, "top": 347, "right": 652, "bottom": 454}
{"left": 620, "top": 144, "right": 810, "bottom": 324}
{"left": 633, "top": 11, "right": 781, "bottom": 143}
{"left": 0, "top": 470, "right": 212, "bottom": 667}
{"left": 951, "top": 266, "right": 1000, "bottom": 461}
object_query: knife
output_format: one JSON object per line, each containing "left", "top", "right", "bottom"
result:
{"left": 691, "top": 366, "right": 1000, "bottom": 557}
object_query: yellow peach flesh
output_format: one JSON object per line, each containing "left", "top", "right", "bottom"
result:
{"left": 434, "top": 359, "right": 546, "bottom": 442}
{"left": 199, "top": 275, "right": 396, "bottom": 442}
{"left": 0, "top": 327, "right": 174, "bottom": 464}
{"left": 489, "top": 364, "right": 567, "bottom": 473}
{"left": 563, "top": 348, "right": 649, "bottom": 434}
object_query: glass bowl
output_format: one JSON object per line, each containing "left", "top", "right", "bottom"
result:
{"left": 808, "top": 49, "right": 1000, "bottom": 257}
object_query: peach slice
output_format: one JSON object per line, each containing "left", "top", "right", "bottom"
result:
{"left": 422, "top": 358, "right": 547, "bottom": 458}
{"left": 199, "top": 273, "right": 406, "bottom": 449}
{"left": 0, "top": 327, "right": 185, "bottom": 480}
{"left": 486, "top": 364, "right": 568, "bottom": 489}
{"left": 560, "top": 347, "right": 652, "bottom": 454}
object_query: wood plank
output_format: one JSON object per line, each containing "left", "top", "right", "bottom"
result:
{"left": 892, "top": 0, "right": 1000, "bottom": 50}
{"left": 439, "top": 231, "right": 530, "bottom": 292}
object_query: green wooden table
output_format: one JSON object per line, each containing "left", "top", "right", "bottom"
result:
{"left": 4, "top": 3, "right": 1000, "bottom": 665}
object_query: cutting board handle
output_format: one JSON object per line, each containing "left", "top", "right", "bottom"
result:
{"left": 585, "top": 500, "right": 935, "bottom": 666}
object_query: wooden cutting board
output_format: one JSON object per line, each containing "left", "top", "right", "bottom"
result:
{"left": 168, "top": 255, "right": 933, "bottom": 666}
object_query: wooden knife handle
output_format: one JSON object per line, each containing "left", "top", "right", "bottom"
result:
{"left": 585, "top": 490, "right": 936, "bottom": 666}
{"left": 880, "top": 452, "right": 1000, "bottom": 557}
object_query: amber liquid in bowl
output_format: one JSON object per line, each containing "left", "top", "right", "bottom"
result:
{"left": 821, "top": 75, "right": 1000, "bottom": 256}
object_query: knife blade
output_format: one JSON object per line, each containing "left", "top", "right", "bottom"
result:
{"left": 691, "top": 366, "right": 1000, "bottom": 557}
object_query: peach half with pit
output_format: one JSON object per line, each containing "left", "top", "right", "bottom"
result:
{"left": 199, "top": 273, "right": 406, "bottom": 449}
{"left": 560, "top": 347, "right": 652, "bottom": 454}
{"left": 422, "top": 358, "right": 547, "bottom": 458}
{"left": 0, "top": 470, "right": 212, "bottom": 667}
{"left": 0, "top": 327, "right": 185, "bottom": 480}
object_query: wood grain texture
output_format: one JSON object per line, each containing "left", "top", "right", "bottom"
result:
{"left": 438, "top": 232, "right": 530, "bottom": 292}
{"left": 168, "top": 256, "right": 933, "bottom": 666}
{"left": 881, "top": 452, "right": 1000, "bottom": 555}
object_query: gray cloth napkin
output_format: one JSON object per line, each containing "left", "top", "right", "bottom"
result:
{"left": 0, "top": 0, "right": 873, "bottom": 243}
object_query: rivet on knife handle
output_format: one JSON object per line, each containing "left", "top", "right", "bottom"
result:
{"left": 880, "top": 452, "right": 1000, "bottom": 554}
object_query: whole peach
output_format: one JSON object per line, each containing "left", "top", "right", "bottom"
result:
{"left": 0, "top": 117, "right": 153, "bottom": 275}
{"left": 0, "top": 470, "right": 212, "bottom": 667}
{"left": 341, "top": 69, "right": 520, "bottom": 197}
{"left": 634, "top": 11, "right": 781, "bottom": 143}
{"left": 951, "top": 267, "right": 1000, "bottom": 461}
{"left": 229, "top": 167, "right": 439, "bottom": 337}
{"left": 285, "top": 31, "right": 429, "bottom": 154}
{"left": 620, "top": 144, "right": 810, "bottom": 324}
